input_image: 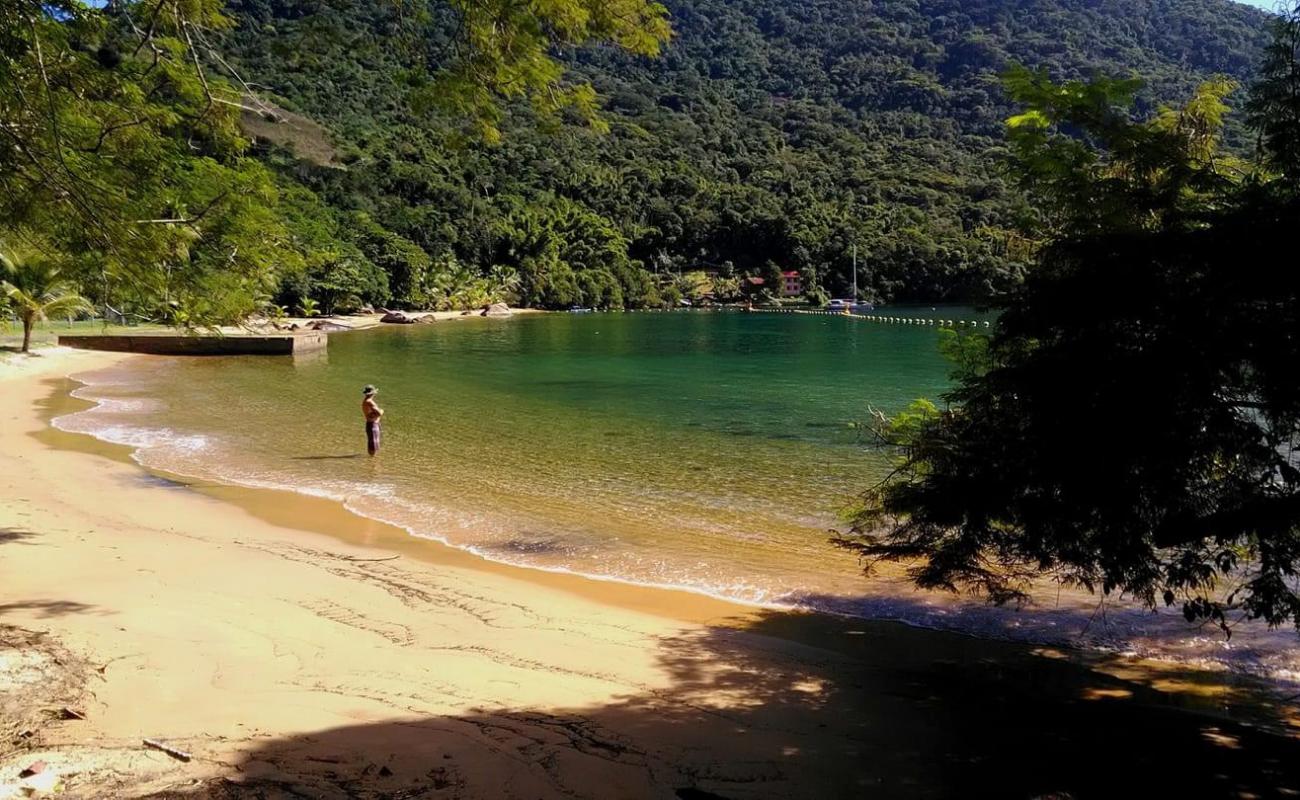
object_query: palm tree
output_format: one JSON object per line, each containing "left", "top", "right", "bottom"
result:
{"left": 1, "top": 247, "right": 94, "bottom": 353}
{"left": 487, "top": 265, "right": 521, "bottom": 303}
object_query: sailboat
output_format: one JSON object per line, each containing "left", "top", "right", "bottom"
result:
{"left": 850, "top": 244, "right": 874, "bottom": 312}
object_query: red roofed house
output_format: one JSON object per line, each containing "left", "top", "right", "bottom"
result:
{"left": 780, "top": 271, "right": 803, "bottom": 297}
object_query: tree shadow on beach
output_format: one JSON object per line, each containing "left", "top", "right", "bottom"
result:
{"left": 118, "top": 473, "right": 196, "bottom": 490}
{"left": 141, "top": 606, "right": 1300, "bottom": 800}
{"left": 0, "top": 528, "right": 37, "bottom": 546}
{"left": 0, "top": 600, "right": 98, "bottom": 618}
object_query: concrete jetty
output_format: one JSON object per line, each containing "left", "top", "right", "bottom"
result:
{"left": 58, "top": 332, "right": 327, "bottom": 356}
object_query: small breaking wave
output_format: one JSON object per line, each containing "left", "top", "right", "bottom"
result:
{"left": 53, "top": 383, "right": 209, "bottom": 455}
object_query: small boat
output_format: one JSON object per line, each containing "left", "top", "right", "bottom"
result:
{"left": 568, "top": 306, "right": 594, "bottom": 314}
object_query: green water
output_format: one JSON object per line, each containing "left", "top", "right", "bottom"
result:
{"left": 65, "top": 310, "right": 962, "bottom": 607}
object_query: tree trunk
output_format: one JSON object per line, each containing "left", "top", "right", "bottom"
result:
{"left": 21, "top": 312, "right": 34, "bottom": 353}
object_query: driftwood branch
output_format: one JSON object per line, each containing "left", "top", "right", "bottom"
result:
{"left": 143, "top": 738, "right": 191, "bottom": 762}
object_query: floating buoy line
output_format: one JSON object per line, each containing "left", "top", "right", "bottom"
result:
{"left": 732, "top": 307, "right": 992, "bottom": 327}
{"left": 621, "top": 307, "right": 992, "bottom": 327}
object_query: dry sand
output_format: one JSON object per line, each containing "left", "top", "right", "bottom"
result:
{"left": 2, "top": 348, "right": 1300, "bottom": 799}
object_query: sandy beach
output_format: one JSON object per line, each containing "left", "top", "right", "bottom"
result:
{"left": 3, "top": 348, "right": 1300, "bottom": 799}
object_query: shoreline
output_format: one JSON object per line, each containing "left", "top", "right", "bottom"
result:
{"left": 49, "top": 344, "right": 1300, "bottom": 690}
{"left": 21, "top": 347, "right": 1300, "bottom": 681}
{"left": 42, "top": 372, "right": 1300, "bottom": 683}
{"left": 4, "top": 349, "right": 1300, "bottom": 797}
{"left": 35, "top": 359, "right": 752, "bottom": 628}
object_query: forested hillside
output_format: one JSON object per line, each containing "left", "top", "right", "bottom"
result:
{"left": 220, "top": 0, "right": 1273, "bottom": 309}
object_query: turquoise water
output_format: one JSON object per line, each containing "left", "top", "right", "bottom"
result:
{"left": 55, "top": 309, "right": 1300, "bottom": 681}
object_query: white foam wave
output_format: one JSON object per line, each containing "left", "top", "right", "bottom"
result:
{"left": 53, "top": 420, "right": 210, "bottom": 454}
{"left": 53, "top": 389, "right": 208, "bottom": 455}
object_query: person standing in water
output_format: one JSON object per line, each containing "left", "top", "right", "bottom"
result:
{"left": 361, "top": 385, "right": 384, "bottom": 456}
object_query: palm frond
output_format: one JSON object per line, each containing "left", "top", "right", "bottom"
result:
{"left": 41, "top": 292, "right": 95, "bottom": 320}
{"left": 0, "top": 248, "right": 92, "bottom": 321}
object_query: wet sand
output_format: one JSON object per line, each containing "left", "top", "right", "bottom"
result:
{"left": 2, "top": 348, "right": 1300, "bottom": 799}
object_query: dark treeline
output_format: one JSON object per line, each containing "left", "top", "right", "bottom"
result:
{"left": 219, "top": 0, "right": 1272, "bottom": 311}
{"left": 841, "top": 4, "right": 1300, "bottom": 633}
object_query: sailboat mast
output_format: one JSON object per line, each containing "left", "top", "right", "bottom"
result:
{"left": 852, "top": 243, "right": 858, "bottom": 300}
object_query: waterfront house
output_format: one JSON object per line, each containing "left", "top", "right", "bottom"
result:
{"left": 781, "top": 271, "right": 803, "bottom": 297}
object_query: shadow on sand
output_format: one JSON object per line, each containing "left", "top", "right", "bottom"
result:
{"left": 0, "top": 528, "right": 37, "bottom": 546}
{"left": 0, "top": 532, "right": 100, "bottom": 619}
{"left": 0, "top": 600, "right": 98, "bottom": 618}
{"left": 140, "top": 607, "right": 1300, "bottom": 800}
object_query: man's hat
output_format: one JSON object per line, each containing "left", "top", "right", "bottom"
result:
{"left": 363, "top": 384, "right": 377, "bottom": 396}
